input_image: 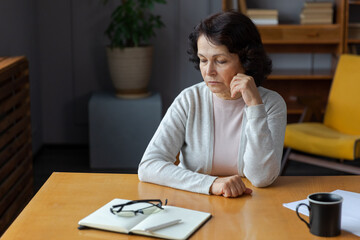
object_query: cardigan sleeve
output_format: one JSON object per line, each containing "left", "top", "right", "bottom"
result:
{"left": 138, "top": 93, "right": 217, "bottom": 195}
{"left": 242, "top": 91, "right": 287, "bottom": 187}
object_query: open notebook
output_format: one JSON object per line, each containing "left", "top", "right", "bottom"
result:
{"left": 78, "top": 199, "right": 211, "bottom": 240}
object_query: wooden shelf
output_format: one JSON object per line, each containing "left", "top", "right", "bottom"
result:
{"left": 348, "top": 38, "right": 360, "bottom": 43}
{"left": 287, "top": 108, "right": 326, "bottom": 115}
{"left": 347, "top": 0, "right": 360, "bottom": 52}
{"left": 269, "top": 69, "right": 334, "bottom": 80}
{"left": 258, "top": 24, "right": 343, "bottom": 54}
{"left": 258, "top": 24, "right": 341, "bottom": 45}
{"left": 349, "top": 0, "right": 360, "bottom": 4}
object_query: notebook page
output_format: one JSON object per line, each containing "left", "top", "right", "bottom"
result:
{"left": 131, "top": 206, "right": 211, "bottom": 240}
{"left": 78, "top": 199, "right": 149, "bottom": 233}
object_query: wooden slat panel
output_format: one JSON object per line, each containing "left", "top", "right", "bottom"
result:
{"left": 0, "top": 115, "right": 31, "bottom": 150}
{"left": 0, "top": 56, "right": 33, "bottom": 236}
{"left": 0, "top": 60, "right": 28, "bottom": 81}
{"left": 0, "top": 57, "right": 25, "bottom": 71}
{"left": 0, "top": 146, "right": 32, "bottom": 199}
{"left": 0, "top": 154, "right": 32, "bottom": 216}
{"left": 0, "top": 84, "right": 29, "bottom": 113}
{"left": 0, "top": 127, "right": 30, "bottom": 167}
{"left": 0, "top": 70, "right": 29, "bottom": 102}
{"left": 0, "top": 57, "right": 27, "bottom": 82}
{"left": 0, "top": 100, "right": 30, "bottom": 134}
{"left": 0, "top": 142, "right": 31, "bottom": 184}
{"left": 0, "top": 64, "right": 28, "bottom": 90}
{"left": 0, "top": 169, "right": 33, "bottom": 234}
{"left": 0, "top": 63, "right": 28, "bottom": 88}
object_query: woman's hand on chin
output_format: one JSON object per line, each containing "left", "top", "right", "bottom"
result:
{"left": 230, "top": 73, "right": 263, "bottom": 106}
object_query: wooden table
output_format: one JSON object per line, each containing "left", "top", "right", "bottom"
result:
{"left": 1, "top": 173, "right": 360, "bottom": 240}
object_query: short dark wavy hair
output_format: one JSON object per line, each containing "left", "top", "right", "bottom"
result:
{"left": 187, "top": 11, "right": 272, "bottom": 86}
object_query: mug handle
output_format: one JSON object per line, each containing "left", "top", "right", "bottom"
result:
{"left": 296, "top": 203, "right": 311, "bottom": 229}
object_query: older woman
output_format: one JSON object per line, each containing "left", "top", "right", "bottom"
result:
{"left": 138, "top": 11, "right": 287, "bottom": 198}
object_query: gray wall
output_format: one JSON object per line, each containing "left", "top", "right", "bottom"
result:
{"left": 0, "top": 0, "right": 42, "bottom": 151}
{"left": 0, "top": 0, "right": 336, "bottom": 152}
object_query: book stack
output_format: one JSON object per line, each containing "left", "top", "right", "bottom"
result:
{"left": 247, "top": 9, "right": 279, "bottom": 25}
{"left": 300, "top": 2, "right": 333, "bottom": 24}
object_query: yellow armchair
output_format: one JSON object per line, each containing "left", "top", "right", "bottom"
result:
{"left": 281, "top": 54, "right": 360, "bottom": 175}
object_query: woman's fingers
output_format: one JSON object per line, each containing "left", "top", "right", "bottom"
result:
{"left": 230, "top": 82, "right": 242, "bottom": 98}
{"left": 230, "top": 73, "right": 262, "bottom": 105}
{"left": 245, "top": 188, "right": 253, "bottom": 194}
{"left": 211, "top": 175, "right": 252, "bottom": 198}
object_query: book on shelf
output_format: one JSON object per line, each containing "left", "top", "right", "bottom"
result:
{"left": 251, "top": 18, "right": 279, "bottom": 25}
{"left": 247, "top": 9, "right": 279, "bottom": 25}
{"left": 300, "top": 1, "right": 333, "bottom": 25}
{"left": 78, "top": 199, "right": 212, "bottom": 240}
{"left": 247, "top": 9, "right": 278, "bottom": 16}
{"left": 300, "top": 12, "right": 333, "bottom": 19}
{"left": 302, "top": 7, "right": 333, "bottom": 13}
{"left": 301, "top": 18, "right": 332, "bottom": 24}
{"left": 251, "top": 15, "right": 278, "bottom": 21}
{"left": 303, "top": 1, "right": 333, "bottom": 8}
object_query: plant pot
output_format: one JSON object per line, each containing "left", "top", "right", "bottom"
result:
{"left": 106, "top": 46, "right": 153, "bottom": 98}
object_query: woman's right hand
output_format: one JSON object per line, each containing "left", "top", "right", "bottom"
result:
{"left": 210, "top": 175, "right": 252, "bottom": 198}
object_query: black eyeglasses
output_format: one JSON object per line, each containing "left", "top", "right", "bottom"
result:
{"left": 110, "top": 199, "right": 168, "bottom": 217}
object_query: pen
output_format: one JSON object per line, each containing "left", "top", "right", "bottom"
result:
{"left": 144, "top": 219, "right": 182, "bottom": 232}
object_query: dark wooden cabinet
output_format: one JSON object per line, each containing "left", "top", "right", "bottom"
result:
{"left": 345, "top": 0, "right": 360, "bottom": 53}
{"left": 0, "top": 56, "right": 33, "bottom": 235}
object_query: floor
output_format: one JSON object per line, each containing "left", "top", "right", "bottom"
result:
{"left": 33, "top": 145, "right": 138, "bottom": 193}
{"left": 32, "top": 145, "right": 356, "bottom": 193}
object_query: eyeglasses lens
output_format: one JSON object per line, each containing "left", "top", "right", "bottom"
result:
{"left": 112, "top": 201, "right": 163, "bottom": 217}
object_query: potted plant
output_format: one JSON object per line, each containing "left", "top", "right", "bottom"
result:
{"left": 103, "top": 0, "right": 166, "bottom": 98}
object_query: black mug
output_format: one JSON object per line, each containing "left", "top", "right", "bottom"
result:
{"left": 296, "top": 192, "right": 343, "bottom": 237}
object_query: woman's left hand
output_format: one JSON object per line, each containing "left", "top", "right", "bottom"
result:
{"left": 229, "top": 73, "right": 263, "bottom": 106}
{"left": 210, "top": 175, "right": 252, "bottom": 198}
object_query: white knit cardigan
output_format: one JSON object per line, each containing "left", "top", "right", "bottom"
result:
{"left": 138, "top": 82, "right": 287, "bottom": 194}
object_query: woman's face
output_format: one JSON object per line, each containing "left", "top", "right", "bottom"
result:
{"left": 197, "top": 34, "right": 245, "bottom": 99}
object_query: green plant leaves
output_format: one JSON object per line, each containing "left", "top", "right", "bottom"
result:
{"left": 104, "top": 0, "right": 166, "bottom": 48}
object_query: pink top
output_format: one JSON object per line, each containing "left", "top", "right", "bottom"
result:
{"left": 211, "top": 93, "right": 245, "bottom": 176}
